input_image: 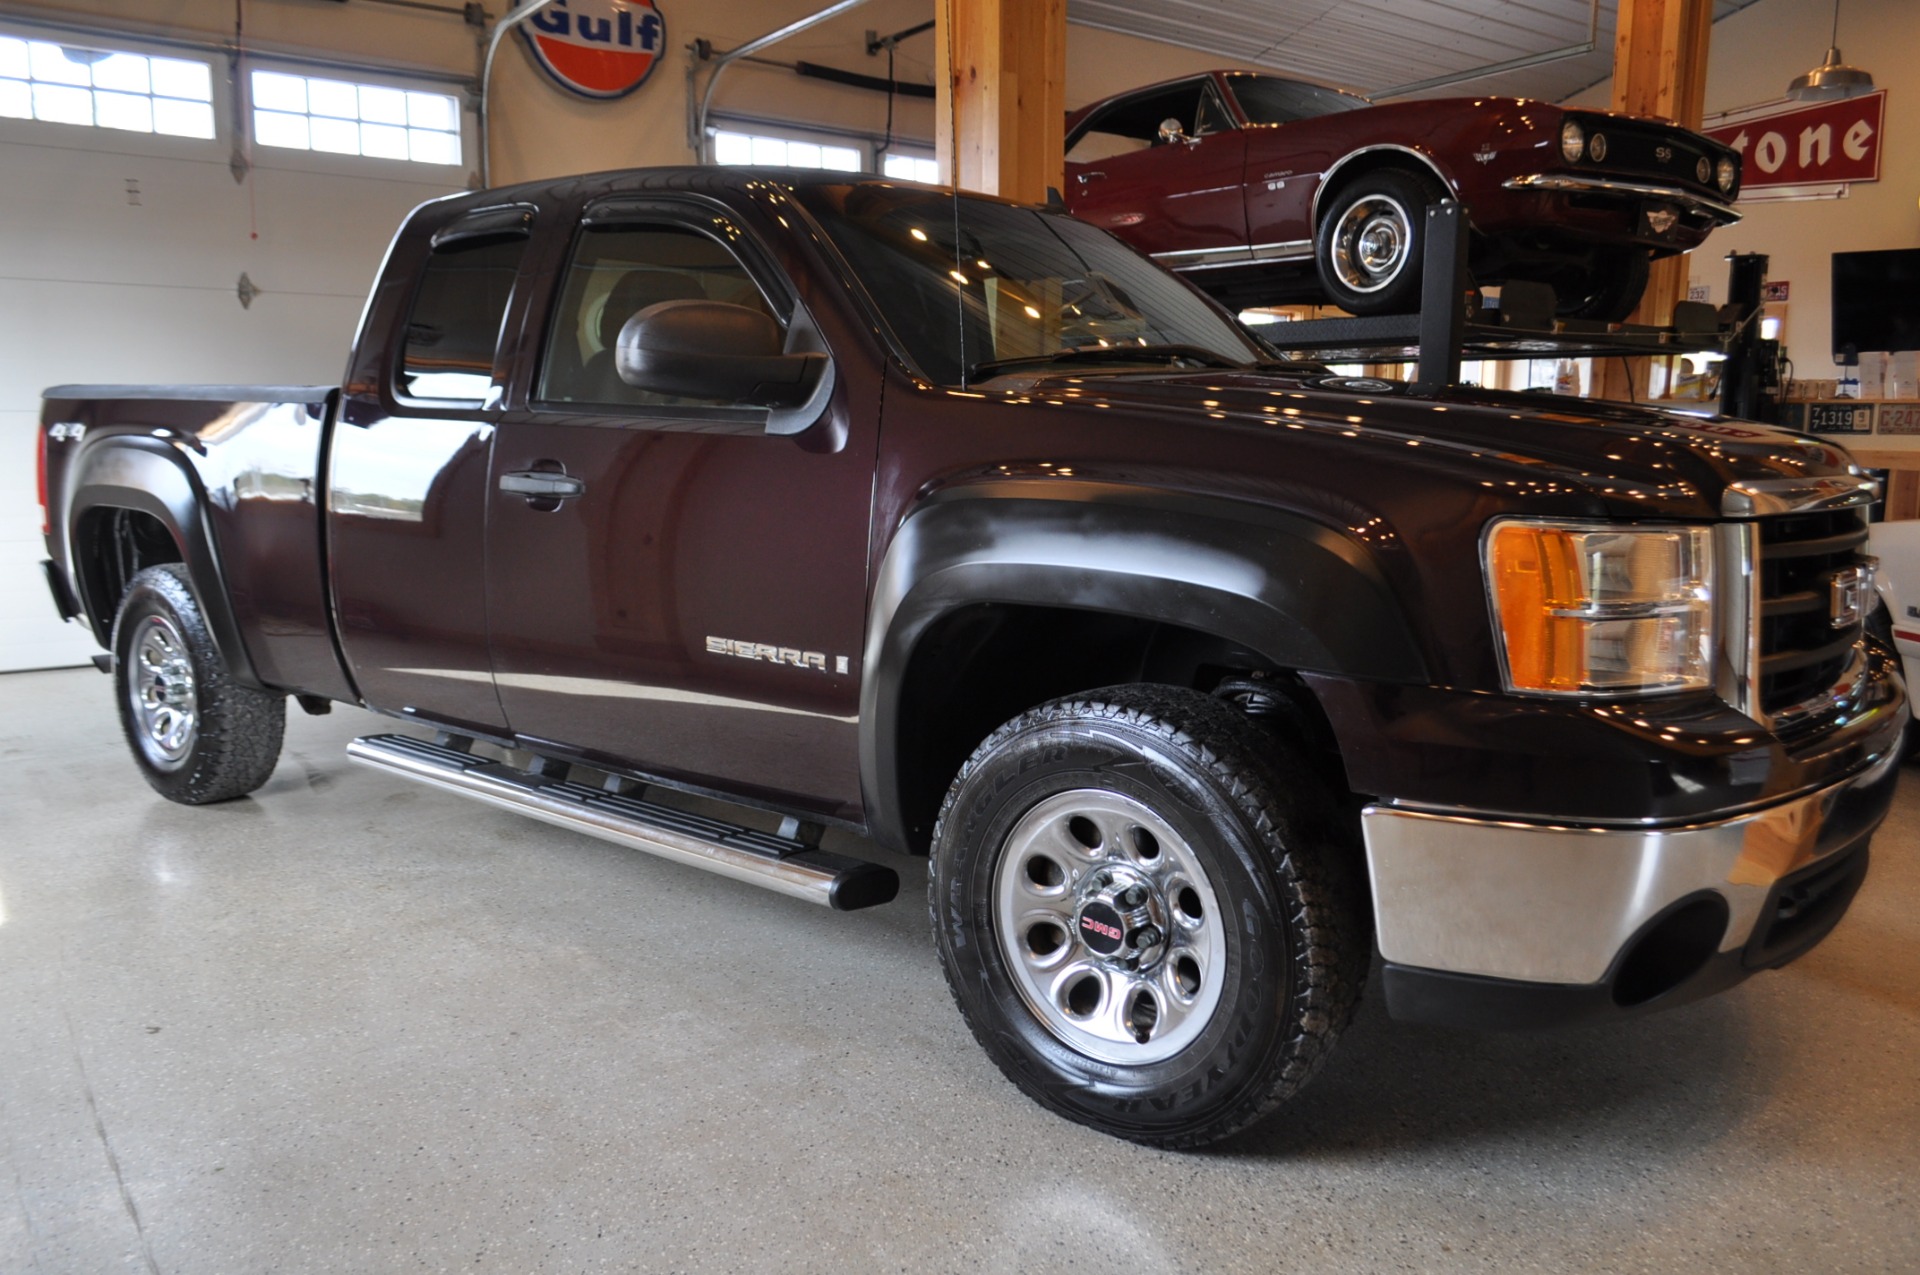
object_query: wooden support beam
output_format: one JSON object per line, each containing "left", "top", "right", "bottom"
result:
{"left": 1594, "top": 0, "right": 1713, "bottom": 402}
{"left": 933, "top": 0, "right": 1065, "bottom": 202}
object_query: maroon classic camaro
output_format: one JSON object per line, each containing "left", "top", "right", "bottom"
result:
{"left": 1064, "top": 70, "right": 1743, "bottom": 321}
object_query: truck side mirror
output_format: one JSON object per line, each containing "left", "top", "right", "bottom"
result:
{"left": 615, "top": 300, "right": 826, "bottom": 409}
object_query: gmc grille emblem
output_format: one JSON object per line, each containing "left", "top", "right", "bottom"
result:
{"left": 1830, "top": 564, "right": 1871, "bottom": 629}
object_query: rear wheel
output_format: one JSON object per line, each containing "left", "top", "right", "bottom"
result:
{"left": 1313, "top": 168, "right": 1444, "bottom": 316}
{"left": 113, "top": 564, "right": 285, "bottom": 804}
{"left": 929, "top": 685, "right": 1367, "bottom": 1147}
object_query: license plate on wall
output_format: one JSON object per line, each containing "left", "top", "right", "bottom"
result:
{"left": 1875, "top": 402, "right": 1920, "bottom": 435}
{"left": 1778, "top": 401, "right": 1874, "bottom": 434}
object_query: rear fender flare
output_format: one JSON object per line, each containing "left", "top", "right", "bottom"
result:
{"left": 68, "top": 436, "right": 262, "bottom": 688}
{"left": 858, "top": 483, "right": 1428, "bottom": 852}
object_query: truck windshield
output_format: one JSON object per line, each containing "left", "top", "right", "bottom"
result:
{"left": 1226, "top": 75, "right": 1369, "bottom": 124}
{"left": 794, "top": 184, "right": 1266, "bottom": 386}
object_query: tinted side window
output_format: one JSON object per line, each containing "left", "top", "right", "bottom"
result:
{"left": 538, "top": 223, "right": 778, "bottom": 408}
{"left": 1228, "top": 76, "right": 1368, "bottom": 125}
{"left": 1066, "top": 81, "right": 1231, "bottom": 163}
{"left": 398, "top": 235, "right": 527, "bottom": 401}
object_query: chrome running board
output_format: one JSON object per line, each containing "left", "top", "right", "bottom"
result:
{"left": 347, "top": 733, "right": 898, "bottom": 911}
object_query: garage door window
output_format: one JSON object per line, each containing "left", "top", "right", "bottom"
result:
{"left": 0, "top": 37, "right": 214, "bottom": 138}
{"left": 252, "top": 69, "right": 462, "bottom": 165}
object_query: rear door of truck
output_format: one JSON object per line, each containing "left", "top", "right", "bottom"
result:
{"left": 327, "top": 204, "right": 536, "bottom": 735}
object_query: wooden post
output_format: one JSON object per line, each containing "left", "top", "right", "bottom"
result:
{"left": 1593, "top": 0, "right": 1713, "bottom": 403}
{"left": 934, "top": 0, "right": 1066, "bottom": 202}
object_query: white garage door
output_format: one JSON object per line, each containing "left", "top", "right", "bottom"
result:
{"left": 0, "top": 25, "right": 468, "bottom": 672}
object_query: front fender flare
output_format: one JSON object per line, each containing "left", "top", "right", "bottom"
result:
{"left": 858, "top": 483, "right": 1428, "bottom": 852}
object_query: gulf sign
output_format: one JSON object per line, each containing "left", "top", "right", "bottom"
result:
{"left": 1703, "top": 91, "right": 1884, "bottom": 191}
{"left": 517, "top": 0, "right": 666, "bottom": 100}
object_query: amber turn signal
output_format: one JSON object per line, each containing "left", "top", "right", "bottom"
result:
{"left": 1485, "top": 520, "right": 1714, "bottom": 696}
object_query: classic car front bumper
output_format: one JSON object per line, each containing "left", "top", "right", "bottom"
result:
{"left": 1361, "top": 733, "right": 1902, "bottom": 1030}
{"left": 1501, "top": 173, "right": 1741, "bottom": 224}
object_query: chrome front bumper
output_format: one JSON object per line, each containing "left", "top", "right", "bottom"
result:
{"left": 1501, "top": 173, "right": 1741, "bottom": 223}
{"left": 1361, "top": 742, "right": 1902, "bottom": 988}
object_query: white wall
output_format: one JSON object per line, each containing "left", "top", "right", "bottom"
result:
{"left": 1566, "top": 0, "right": 1920, "bottom": 439}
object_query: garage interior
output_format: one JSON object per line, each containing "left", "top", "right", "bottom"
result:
{"left": 3, "top": 0, "right": 1917, "bottom": 1270}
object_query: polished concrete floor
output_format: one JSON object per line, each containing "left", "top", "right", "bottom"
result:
{"left": 2, "top": 665, "right": 1916, "bottom": 1273}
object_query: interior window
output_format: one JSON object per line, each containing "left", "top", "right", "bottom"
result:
{"left": 1066, "top": 81, "right": 1225, "bottom": 163}
{"left": 539, "top": 222, "right": 778, "bottom": 408}
{"left": 398, "top": 234, "right": 526, "bottom": 401}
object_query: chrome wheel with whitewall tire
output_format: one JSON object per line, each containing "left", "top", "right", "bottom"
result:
{"left": 1313, "top": 167, "right": 1445, "bottom": 317}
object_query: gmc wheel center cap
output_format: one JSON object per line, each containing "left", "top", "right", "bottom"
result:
{"left": 1077, "top": 900, "right": 1128, "bottom": 956}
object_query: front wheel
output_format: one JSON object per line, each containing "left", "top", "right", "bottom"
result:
{"left": 1557, "top": 247, "right": 1652, "bottom": 323}
{"left": 1313, "top": 168, "right": 1443, "bottom": 316}
{"left": 929, "top": 686, "right": 1367, "bottom": 1147}
{"left": 113, "top": 564, "right": 285, "bottom": 804}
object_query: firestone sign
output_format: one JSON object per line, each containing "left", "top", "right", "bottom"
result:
{"left": 517, "top": 0, "right": 666, "bottom": 100}
{"left": 1703, "top": 91, "right": 1884, "bottom": 192}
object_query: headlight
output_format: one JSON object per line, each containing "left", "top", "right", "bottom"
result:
{"left": 1484, "top": 520, "right": 1714, "bottom": 695}
{"left": 1716, "top": 156, "right": 1737, "bottom": 193}
{"left": 1696, "top": 156, "right": 1712, "bottom": 183}
{"left": 1560, "top": 119, "right": 1586, "bottom": 163}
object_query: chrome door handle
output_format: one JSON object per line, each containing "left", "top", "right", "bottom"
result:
{"left": 1076, "top": 170, "right": 1105, "bottom": 184}
{"left": 499, "top": 470, "right": 584, "bottom": 500}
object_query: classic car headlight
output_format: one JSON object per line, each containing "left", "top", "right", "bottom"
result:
{"left": 1484, "top": 520, "right": 1714, "bottom": 695}
{"left": 1696, "top": 156, "right": 1712, "bottom": 183}
{"left": 1716, "top": 156, "right": 1737, "bottom": 193}
{"left": 1560, "top": 119, "right": 1586, "bottom": 163}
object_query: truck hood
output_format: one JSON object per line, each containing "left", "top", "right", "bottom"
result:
{"left": 1003, "top": 368, "right": 1859, "bottom": 521}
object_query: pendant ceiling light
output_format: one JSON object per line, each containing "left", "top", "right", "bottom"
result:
{"left": 1788, "top": 0, "right": 1874, "bottom": 101}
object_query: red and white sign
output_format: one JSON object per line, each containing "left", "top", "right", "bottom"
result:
{"left": 518, "top": 0, "right": 666, "bottom": 100}
{"left": 1703, "top": 91, "right": 1884, "bottom": 191}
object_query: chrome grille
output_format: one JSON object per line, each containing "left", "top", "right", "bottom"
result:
{"left": 1755, "top": 507, "right": 1870, "bottom": 718}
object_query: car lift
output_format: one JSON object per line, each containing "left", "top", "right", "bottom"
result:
{"left": 1250, "top": 202, "right": 1774, "bottom": 420}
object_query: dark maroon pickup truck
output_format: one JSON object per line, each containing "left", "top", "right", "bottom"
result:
{"left": 38, "top": 169, "right": 1904, "bottom": 1147}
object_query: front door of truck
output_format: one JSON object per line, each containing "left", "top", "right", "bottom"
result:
{"left": 329, "top": 208, "right": 533, "bottom": 735}
{"left": 483, "top": 201, "right": 873, "bottom": 820}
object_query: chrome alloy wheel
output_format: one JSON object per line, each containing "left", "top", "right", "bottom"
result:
{"left": 129, "top": 613, "right": 197, "bottom": 772}
{"left": 1329, "top": 193, "right": 1414, "bottom": 293}
{"left": 993, "top": 789, "right": 1227, "bottom": 1066}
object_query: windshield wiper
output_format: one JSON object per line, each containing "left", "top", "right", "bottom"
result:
{"left": 967, "top": 343, "right": 1247, "bottom": 380}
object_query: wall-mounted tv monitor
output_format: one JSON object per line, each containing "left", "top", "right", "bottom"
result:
{"left": 1833, "top": 248, "right": 1920, "bottom": 355}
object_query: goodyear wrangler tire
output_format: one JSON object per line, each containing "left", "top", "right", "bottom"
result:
{"left": 112, "top": 564, "right": 285, "bottom": 805}
{"left": 929, "top": 685, "right": 1367, "bottom": 1147}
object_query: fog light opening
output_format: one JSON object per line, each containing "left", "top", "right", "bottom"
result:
{"left": 1612, "top": 894, "right": 1730, "bottom": 1007}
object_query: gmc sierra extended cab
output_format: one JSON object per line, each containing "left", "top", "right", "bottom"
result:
{"left": 37, "top": 169, "right": 1905, "bottom": 1147}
